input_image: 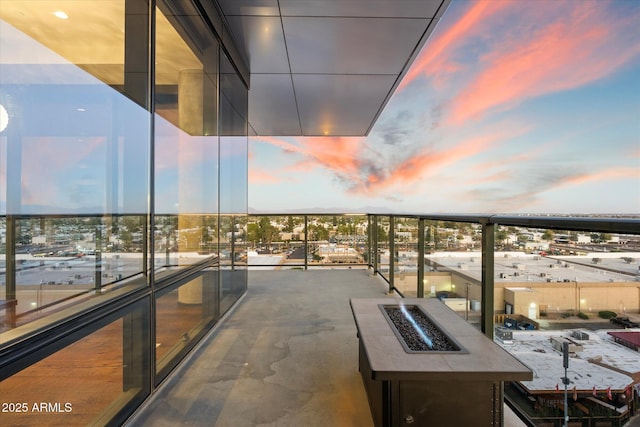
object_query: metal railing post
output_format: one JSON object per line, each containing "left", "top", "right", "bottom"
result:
{"left": 304, "top": 215, "right": 308, "bottom": 270}
{"left": 389, "top": 216, "right": 395, "bottom": 294}
{"left": 418, "top": 218, "right": 425, "bottom": 298}
{"left": 481, "top": 220, "right": 495, "bottom": 338}
{"left": 373, "top": 215, "right": 378, "bottom": 275}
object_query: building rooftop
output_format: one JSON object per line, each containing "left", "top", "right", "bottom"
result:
{"left": 497, "top": 329, "right": 639, "bottom": 394}
{"left": 426, "top": 252, "right": 640, "bottom": 285}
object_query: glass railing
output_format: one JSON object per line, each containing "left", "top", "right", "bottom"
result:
{"left": 247, "top": 213, "right": 639, "bottom": 328}
{"left": 0, "top": 214, "right": 150, "bottom": 334}
{"left": 247, "top": 213, "right": 639, "bottom": 427}
{"left": 246, "top": 214, "right": 369, "bottom": 269}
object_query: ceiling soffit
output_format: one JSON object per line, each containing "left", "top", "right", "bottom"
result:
{"left": 217, "top": 0, "right": 451, "bottom": 136}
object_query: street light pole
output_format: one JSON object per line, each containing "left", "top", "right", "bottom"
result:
{"left": 562, "top": 342, "right": 569, "bottom": 427}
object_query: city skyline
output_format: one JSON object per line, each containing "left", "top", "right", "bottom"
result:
{"left": 249, "top": 0, "right": 640, "bottom": 214}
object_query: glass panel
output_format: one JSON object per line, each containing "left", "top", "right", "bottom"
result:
{"left": 0, "top": 299, "right": 150, "bottom": 425}
{"left": 393, "top": 217, "right": 419, "bottom": 297}
{"left": 303, "top": 215, "right": 368, "bottom": 267}
{"left": 422, "top": 220, "right": 481, "bottom": 327}
{"left": 493, "top": 225, "right": 639, "bottom": 330}
{"left": 376, "top": 216, "right": 391, "bottom": 283}
{"left": 153, "top": 5, "right": 219, "bottom": 272}
{"left": 0, "top": 1, "right": 150, "bottom": 334}
{"left": 219, "top": 52, "right": 247, "bottom": 314}
{"left": 246, "top": 215, "right": 307, "bottom": 268}
{"left": 155, "top": 270, "right": 217, "bottom": 380}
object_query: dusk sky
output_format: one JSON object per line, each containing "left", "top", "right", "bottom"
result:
{"left": 248, "top": 0, "right": 640, "bottom": 214}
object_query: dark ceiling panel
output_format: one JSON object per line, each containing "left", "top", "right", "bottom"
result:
{"left": 226, "top": 16, "right": 289, "bottom": 73}
{"left": 283, "top": 17, "right": 430, "bottom": 75}
{"left": 248, "top": 73, "right": 301, "bottom": 135}
{"left": 280, "top": 0, "right": 444, "bottom": 18}
{"left": 215, "top": 0, "right": 451, "bottom": 136}
{"left": 216, "top": 0, "right": 279, "bottom": 16}
{"left": 294, "top": 74, "right": 397, "bottom": 136}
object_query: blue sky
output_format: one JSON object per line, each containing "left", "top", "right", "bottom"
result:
{"left": 248, "top": 0, "right": 640, "bottom": 214}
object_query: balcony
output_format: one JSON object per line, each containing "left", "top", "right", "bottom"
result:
{"left": 2, "top": 213, "right": 639, "bottom": 426}
{"left": 125, "top": 268, "right": 528, "bottom": 426}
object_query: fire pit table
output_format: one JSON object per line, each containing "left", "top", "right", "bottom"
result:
{"left": 350, "top": 298, "right": 532, "bottom": 427}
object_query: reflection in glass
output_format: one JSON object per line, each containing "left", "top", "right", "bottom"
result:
{"left": 156, "top": 270, "right": 217, "bottom": 380}
{"left": 421, "top": 220, "right": 483, "bottom": 327}
{"left": 393, "top": 218, "right": 419, "bottom": 297}
{"left": 377, "top": 216, "right": 391, "bottom": 283}
{"left": 153, "top": 6, "right": 219, "bottom": 272}
{"left": 219, "top": 52, "right": 248, "bottom": 314}
{"left": 0, "top": 0, "right": 150, "bottom": 333}
{"left": 0, "top": 300, "right": 150, "bottom": 425}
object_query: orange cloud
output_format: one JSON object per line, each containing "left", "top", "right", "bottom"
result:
{"left": 354, "top": 133, "right": 500, "bottom": 195}
{"left": 447, "top": 2, "right": 640, "bottom": 125}
{"left": 253, "top": 135, "right": 366, "bottom": 179}
{"left": 297, "top": 137, "right": 364, "bottom": 176}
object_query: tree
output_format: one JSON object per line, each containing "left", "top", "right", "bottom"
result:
{"left": 247, "top": 217, "right": 278, "bottom": 247}
{"left": 309, "top": 224, "right": 329, "bottom": 241}
{"left": 495, "top": 228, "right": 509, "bottom": 245}
{"left": 541, "top": 229, "right": 554, "bottom": 241}
{"left": 283, "top": 216, "right": 295, "bottom": 233}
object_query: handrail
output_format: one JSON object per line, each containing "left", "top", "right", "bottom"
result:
{"left": 248, "top": 213, "right": 639, "bottom": 235}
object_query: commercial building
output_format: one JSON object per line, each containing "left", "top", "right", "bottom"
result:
{"left": 392, "top": 251, "right": 640, "bottom": 318}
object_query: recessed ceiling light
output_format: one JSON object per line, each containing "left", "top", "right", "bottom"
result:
{"left": 53, "top": 10, "right": 69, "bottom": 19}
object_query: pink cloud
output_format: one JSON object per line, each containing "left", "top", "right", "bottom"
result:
{"left": 399, "top": 1, "right": 509, "bottom": 90}
{"left": 20, "top": 136, "right": 105, "bottom": 206}
{"left": 556, "top": 167, "right": 640, "bottom": 189}
{"left": 446, "top": 1, "right": 640, "bottom": 125}
{"left": 248, "top": 169, "right": 283, "bottom": 184}
{"left": 353, "top": 131, "right": 508, "bottom": 195}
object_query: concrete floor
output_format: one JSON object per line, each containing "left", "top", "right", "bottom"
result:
{"left": 126, "top": 269, "right": 391, "bottom": 427}
{"left": 125, "top": 268, "right": 527, "bottom": 427}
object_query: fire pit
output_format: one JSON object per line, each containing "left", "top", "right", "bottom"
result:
{"left": 381, "top": 304, "right": 462, "bottom": 352}
{"left": 350, "top": 298, "right": 532, "bottom": 427}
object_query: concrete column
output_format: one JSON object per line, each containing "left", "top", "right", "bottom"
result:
{"left": 178, "top": 69, "right": 204, "bottom": 136}
{"left": 178, "top": 276, "right": 204, "bottom": 305}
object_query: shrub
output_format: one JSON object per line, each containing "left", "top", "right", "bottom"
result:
{"left": 561, "top": 312, "right": 572, "bottom": 319}
{"left": 598, "top": 311, "right": 617, "bottom": 320}
{"left": 578, "top": 312, "right": 589, "bottom": 320}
